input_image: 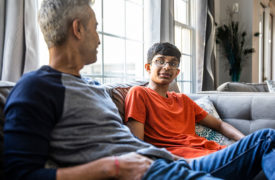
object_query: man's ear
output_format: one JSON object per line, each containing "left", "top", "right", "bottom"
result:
{"left": 145, "top": 63, "right": 151, "bottom": 73}
{"left": 72, "top": 19, "right": 82, "bottom": 39}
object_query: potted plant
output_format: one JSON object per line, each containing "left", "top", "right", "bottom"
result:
{"left": 215, "top": 9, "right": 255, "bottom": 82}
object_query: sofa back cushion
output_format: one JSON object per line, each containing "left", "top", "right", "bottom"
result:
{"left": 217, "top": 82, "right": 269, "bottom": 92}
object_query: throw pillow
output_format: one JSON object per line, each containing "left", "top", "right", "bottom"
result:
{"left": 266, "top": 80, "right": 275, "bottom": 92}
{"left": 194, "top": 97, "right": 235, "bottom": 145}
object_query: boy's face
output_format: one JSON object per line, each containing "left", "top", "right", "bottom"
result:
{"left": 145, "top": 54, "right": 180, "bottom": 86}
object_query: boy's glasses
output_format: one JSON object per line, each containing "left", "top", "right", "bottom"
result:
{"left": 152, "top": 59, "right": 179, "bottom": 69}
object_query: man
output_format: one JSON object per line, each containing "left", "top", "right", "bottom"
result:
{"left": 4, "top": 1, "right": 155, "bottom": 179}
{"left": 3, "top": 1, "right": 274, "bottom": 180}
{"left": 124, "top": 42, "right": 245, "bottom": 158}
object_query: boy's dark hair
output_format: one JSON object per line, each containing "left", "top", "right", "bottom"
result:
{"left": 147, "top": 42, "right": 181, "bottom": 64}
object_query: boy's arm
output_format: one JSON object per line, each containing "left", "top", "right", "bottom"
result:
{"left": 199, "top": 114, "right": 245, "bottom": 141}
{"left": 126, "top": 118, "right": 145, "bottom": 140}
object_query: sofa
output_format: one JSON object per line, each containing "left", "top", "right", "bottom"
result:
{"left": 106, "top": 81, "right": 274, "bottom": 180}
{"left": 1, "top": 80, "right": 274, "bottom": 179}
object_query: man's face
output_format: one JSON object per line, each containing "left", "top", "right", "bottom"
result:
{"left": 81, "top": 6, "right": 100, "bottom": 65}
{"left": 146, "top": 54, "right": 180, "bottom": 85}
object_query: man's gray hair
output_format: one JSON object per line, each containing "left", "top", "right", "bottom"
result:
{"left": 38, "top": 0, "right": 93, "bottom": 48}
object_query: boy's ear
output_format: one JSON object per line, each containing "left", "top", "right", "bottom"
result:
{"left": 176, "top": 69, "right": 180, "bottom": 76}
{"left": 145, "top": 63, "right": 151, "bottom": 72}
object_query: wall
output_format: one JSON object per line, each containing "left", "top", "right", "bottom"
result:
{"left": 251, "top": 0, "right": 275, "bottom": 82}
{"left": 215, "top": 0, "right": 275, "bottom": 85}
{"left": 215, "top": 0, "right": 254, "bottom": 85}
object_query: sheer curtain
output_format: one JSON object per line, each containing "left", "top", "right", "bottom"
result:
{"left": 196, "top": 0, "right": 216, "bottom": 91}
{"left": 0, "top": 0, "right": 39, "bottom": 82}
{"left": 145, "top": 0, "right": 174, "bottom": 46}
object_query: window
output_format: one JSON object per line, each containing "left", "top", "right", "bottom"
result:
{"left": 37, "top": 0, "right": 196, "bottom": 93}
{"left": 81, "top": 0, "right": 146, "bottom": 84}
{"left": 37, "top": 0, "right": 146, "bottom": 84}
{"left": 174, "top": 0, "right": 195, "bottom": 93}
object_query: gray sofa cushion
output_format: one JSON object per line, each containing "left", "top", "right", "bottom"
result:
{"left": 217, "top": 82, "right": 269, "bottom": 92}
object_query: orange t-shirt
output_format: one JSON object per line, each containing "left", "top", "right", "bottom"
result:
{"left": 125, "top": 86, "right": 226, "bottom": 158}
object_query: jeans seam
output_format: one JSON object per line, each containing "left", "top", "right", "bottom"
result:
{"left": 210, "top": 138, "right": 264, "bottom": 175}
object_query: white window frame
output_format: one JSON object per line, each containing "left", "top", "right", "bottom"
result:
{"left": 174, "top": 0, "right": 196, "bottom": 93}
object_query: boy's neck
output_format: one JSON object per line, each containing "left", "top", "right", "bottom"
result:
{"left": 147, "top": 82, "right": 169, "bottom": 98}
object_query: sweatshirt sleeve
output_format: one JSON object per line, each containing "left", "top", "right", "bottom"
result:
{"left": 3, "top": 73, "right": 64, "bottom": 180}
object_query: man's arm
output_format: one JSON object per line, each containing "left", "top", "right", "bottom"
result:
{"left": 57, "top": 152, "right": 153, "bottom": 180}
{"left": 199, "top": 114, "right": 245, "bottom": 141}
{"left": 126, "top": 118, "right": 145, "bottom": 140}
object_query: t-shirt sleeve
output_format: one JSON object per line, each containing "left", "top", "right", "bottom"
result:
{"left": 191, "top": 98, "right": 208, "bottom": 123}
{"left": 124, "top": 86, "right": 147, "bottom": 124}
{"left": 3, "top": 75, "right": 63, "bottom": 179}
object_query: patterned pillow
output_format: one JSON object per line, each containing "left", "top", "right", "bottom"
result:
{"left": 194, "top": 97, "right": 235, "bottom": 145}
{"left": 266, "top": 80, "right": 275, "bottom": 92}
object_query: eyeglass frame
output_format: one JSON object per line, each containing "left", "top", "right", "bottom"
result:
{"left": 151, "top": 59, "right": 180, "bottom": 69}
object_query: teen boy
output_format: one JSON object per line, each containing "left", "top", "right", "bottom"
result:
{"left": 125, "top": 42, "right": 245, "bottom": 158}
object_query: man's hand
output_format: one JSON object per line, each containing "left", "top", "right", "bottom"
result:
{"left": 117, "top": 152, "right": 153, "bottom": 180}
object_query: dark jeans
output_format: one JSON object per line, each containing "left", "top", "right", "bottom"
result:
{"left": 143, "top": 129, "right": 275, "bottom": 180}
